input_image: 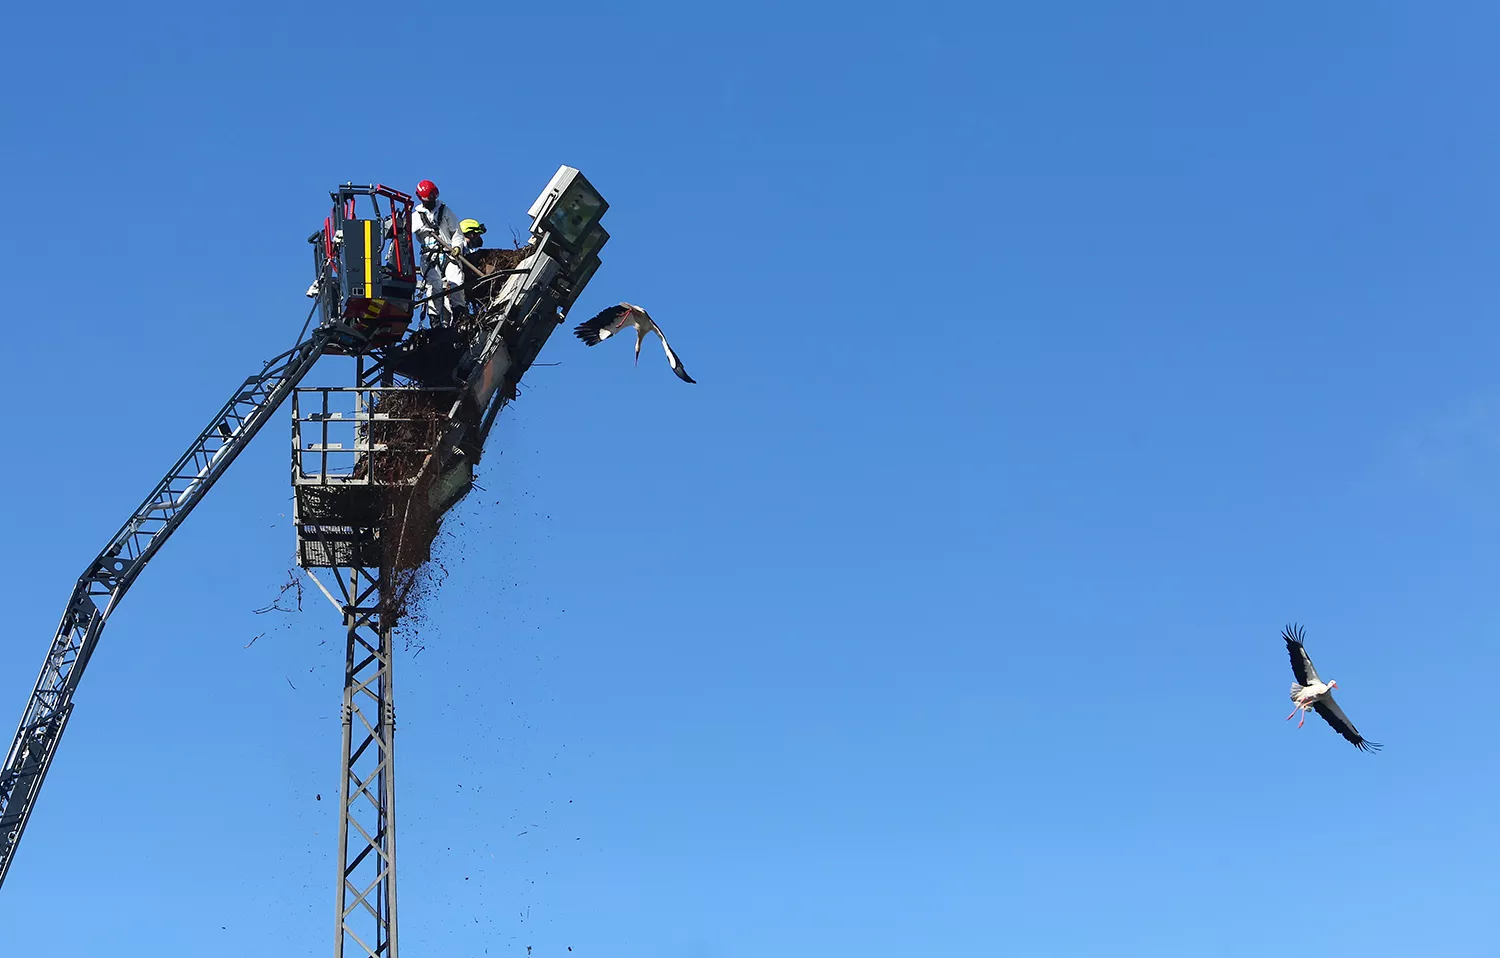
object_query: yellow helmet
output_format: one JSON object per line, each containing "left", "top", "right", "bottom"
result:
{"left": 460, "top": 218, "right": 486, "bottom": 235}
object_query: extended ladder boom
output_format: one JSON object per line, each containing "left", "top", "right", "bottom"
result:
{"left": 0, "top": 325, "right": 333, "bottom": 888}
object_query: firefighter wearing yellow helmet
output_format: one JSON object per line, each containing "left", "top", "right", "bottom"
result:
{"left": 460, "top": 218, "right": 487, "bottom": 251}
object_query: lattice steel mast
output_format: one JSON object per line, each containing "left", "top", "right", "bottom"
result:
{"left": 292, "top": 369, "right": 425, "bottom": 958}
{"left": 292, "top": 169, "right": 610, "bottom": 958}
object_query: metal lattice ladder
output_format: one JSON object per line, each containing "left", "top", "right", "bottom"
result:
{"left": 0, "top": 327, "right": 333, "bottom": 888}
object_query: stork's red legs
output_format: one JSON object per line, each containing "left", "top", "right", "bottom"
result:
{"left": 1286, "top": 707, "right": 1308, "bottom": 728}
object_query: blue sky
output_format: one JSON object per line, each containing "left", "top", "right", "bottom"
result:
{"left": 2, "top": 2, "right": 1498, "bottom": 955}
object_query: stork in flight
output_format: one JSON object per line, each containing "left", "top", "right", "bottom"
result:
{"left": 573, "top": 303, "right": 696, "bottom": 384}
{"left": 1283, "top": 623, "right": 1381, "bottom": 752}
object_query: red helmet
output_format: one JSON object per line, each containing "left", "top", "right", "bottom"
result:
{"left": 416, "top": 180, "right": 439, "bottom": 202}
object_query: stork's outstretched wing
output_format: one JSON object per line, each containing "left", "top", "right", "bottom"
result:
{"left": 573, "top": 304, "right": 634, "bottom": 346}
{"left": 1283, "top": 623, "right": 1320, "bottom": 686}
{"left": 1312, "top": 695, "right": 1381, "bottom": 752}
{"left": 651, "top": 322, "right": 696, "bottom": 385}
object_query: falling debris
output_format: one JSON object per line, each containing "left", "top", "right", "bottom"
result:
{"left": 253, "top": 571, "right": 304, "bottom": 614}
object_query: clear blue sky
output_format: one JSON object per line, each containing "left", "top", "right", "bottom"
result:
{"left": 2, "top": 2, "right": 1497, "bottom": 955}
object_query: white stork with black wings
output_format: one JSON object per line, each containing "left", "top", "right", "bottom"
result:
{"left": 1283, "top": 624, "right": 1381, "bottom": 752}
{"left": 573, "top": 303, "right": 696, "bottom": 384}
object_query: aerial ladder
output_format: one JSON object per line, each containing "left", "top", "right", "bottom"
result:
{"left": 0, "top": 165, "right": 612, "bottom": 935}
{"left": 0, "top": 322, "right": 332, "bottom": 888}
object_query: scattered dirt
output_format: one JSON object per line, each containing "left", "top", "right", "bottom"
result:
{"left": 366, "top": 387, "right": 451, "bottom": 622}
{"left": 343, "top": 240, "right": 534, "bottom": 626}
{"left": 253, "top": 571, "right": 303, "bottom": 614}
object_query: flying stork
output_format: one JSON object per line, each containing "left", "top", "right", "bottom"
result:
{"left": 572, "top": 303, "right": 696, "bottom": 384}
{"left": 1283, "top": 623, "right": 1381, "bottom": 752}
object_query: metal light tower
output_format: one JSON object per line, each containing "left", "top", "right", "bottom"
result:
{"left": 293, "top": 168, "right": 611, "bottom": 957}
{"left": 0, "top": 169, "right": 610, "bottom": 957}
{"left": 293, "top": 371, "right": 447, "bottom": 958}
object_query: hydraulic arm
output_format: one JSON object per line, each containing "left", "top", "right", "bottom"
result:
{"left": 0, "top": 323, "right": 334, "bottom": 888}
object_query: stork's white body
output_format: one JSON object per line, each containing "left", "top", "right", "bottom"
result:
{"left": 1290, "top": 679, "right": 1334, "bottom": 709}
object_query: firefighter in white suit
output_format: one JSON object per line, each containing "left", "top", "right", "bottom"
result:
{"left": 412, "top": 179, "right": 466, "bottom": 324}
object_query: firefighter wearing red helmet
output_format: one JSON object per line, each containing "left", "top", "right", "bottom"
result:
{"left": 412, "top": 179, "right": 466, "bottom": 324}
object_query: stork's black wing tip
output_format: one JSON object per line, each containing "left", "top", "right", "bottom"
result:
{"left": 572, "top": 322, "right": 603, "bottom": 346}
{"left": 574, "top": 304, "right": 629, "bottom": 346}
{"left": 673, "top": 366, "right": 697, "bottom": 384}
{"left": 1354, "top": 739, "right": 1383, "bottom": 753}
{"left": 1283, "top": 623, "right": 1315, "bottom": 686}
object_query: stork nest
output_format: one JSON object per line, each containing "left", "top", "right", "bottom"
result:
{"left": 465, "top": 245, "right": 531, "bottom": 276}
{"left": 363, "top": 387, "right": 451, "bottom": 622}
{"left": 457, "top": 244, "right": 534, "bottom": 329}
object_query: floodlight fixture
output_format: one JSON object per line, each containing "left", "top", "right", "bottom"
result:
{"left": 562, "top": 254, "right": 602, "bottom": 307}
{"left": 574, "top": 223, "right": 609, "bottom": 265}
{"left": 528, "top": 165, "right": 608, "bottom": 251}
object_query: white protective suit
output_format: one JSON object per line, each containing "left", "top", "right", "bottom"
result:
{"left": 412, "top": 200, "right": 465, "bottom": 323}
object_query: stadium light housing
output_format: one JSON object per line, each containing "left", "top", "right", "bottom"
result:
{"left": 528, "top": 166, "right": 608, "bottom": 252}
